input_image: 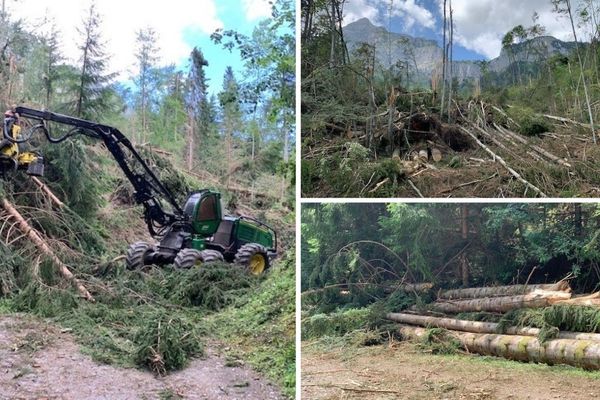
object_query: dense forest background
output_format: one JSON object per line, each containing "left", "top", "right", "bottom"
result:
{"left": 0, "top": 1, "right": 295, "bottom": 396}
{"left": 301, "top": 0, "right": 600, "bottom": 197}
{"left": 302, "top": 203, "right": 600, "bottom": 311}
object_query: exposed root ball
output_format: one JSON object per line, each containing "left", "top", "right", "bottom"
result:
{"left": 430, "top": 115, "right": 474, "bottom": 152}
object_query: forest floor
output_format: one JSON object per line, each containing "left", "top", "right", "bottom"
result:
{"left": 0, "top": 314, "right": 283, "bottom": 400}
{"left": 302, "top": 114, "right": 600, "bottom": 198}
{"left": 302, "top": 340, "right": 600, "bottom": 400}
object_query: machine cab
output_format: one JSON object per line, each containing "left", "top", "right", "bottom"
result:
{"left": 183, "top": 190, "right": 222, "bottom": 236}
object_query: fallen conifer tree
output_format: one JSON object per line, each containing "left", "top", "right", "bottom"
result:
{"left": 430, "top": 290, "right": 571, "bottom": 313}
{"left": 386, "top": 312, "right": 600, "bottom": 341}
{"left": 438, "top": 281, "right": 570, "bottom": 300}
{"left": 398, "top": 324, "right": 600, "bottom": 370}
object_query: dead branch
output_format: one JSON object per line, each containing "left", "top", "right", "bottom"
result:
{"left": 457, "top": 126, "right": 547, "bottom": 197}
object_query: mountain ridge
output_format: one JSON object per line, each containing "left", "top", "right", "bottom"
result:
{"left": 343, "top": 18, "right": 578, "bottom": 84}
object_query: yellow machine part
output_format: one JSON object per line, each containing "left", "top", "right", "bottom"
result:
{"left": 0, "top": 123, "right": 20, "bottom": 157}
{"left": 0, "top": 124, "right": 39, "bottom": 168}
{"left": 17, "top": 152, "right": 38, "bottom": 165}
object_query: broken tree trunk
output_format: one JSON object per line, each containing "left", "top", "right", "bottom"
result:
{"left": 430, "top": 290, "right": 571, "bottom": 313}
{"left": 438, "top": 281, "right": 570, "bottom": 300}
{"left": 0, "top": 198, "right": 94, "bottom": 301}
{"left": 386, "top": 313, "right": 600, "bottom": 341}
{"left": 542, "top": 114, "right": 599, "bottom": 130}
{"left": 457, "top": 126, "right": 547, "bottom": 197}
{"left": 31, "top": 177, "right": 65, "bottom": 208}
{"left": 397, "top": 324, "right": 600, "bottom": 370}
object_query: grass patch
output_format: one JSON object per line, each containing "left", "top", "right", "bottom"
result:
{"left": 208, "top": 254, "right": 295, "bottom": 398}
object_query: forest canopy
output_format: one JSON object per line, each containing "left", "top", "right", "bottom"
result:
{"left": 302, "top": 203, "right": 600, "bottom": 310}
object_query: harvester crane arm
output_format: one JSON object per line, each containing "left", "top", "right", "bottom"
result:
{"left": 8, "top": 106, "right": 184, "bottom": 236}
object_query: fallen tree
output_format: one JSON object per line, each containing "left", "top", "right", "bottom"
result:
{"left": 429, "top": 290, "right": 571, "bottom": 313}
{"left": 397, "top": 324, "right": 600, "bottom": 370}
{"left": 386, "top": 312, "right": 600, "bottom": 341}
{"left": 0, "top": 198, "right": 94, "bottom": 302}
{"left": 438, "top": 281, "right": 570, "bottom": 300}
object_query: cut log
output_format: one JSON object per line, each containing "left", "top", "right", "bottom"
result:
{"left": 397, "top": 324, "right": 600, "bottom": 370}
{"left": 431, "top": 148, "right": 442, "bottom": 162}
{"left": 0, "top": 198, "right": 94, "bottom": 302}
{"left": 458, "top": 126, "right": 547, "bottom": 197}
{"left": 430, "top": 290, "right": 571, "bottom": 313}
{"left": 31, "top": 177, "right": 65, "bottom": 208}
{"left": 556, "top": 292, "right": 600, "bottom": 306}
{"left": 438, "top": 281, "right": 570, "bottom": 300}
{"left": 386, "top": 312, "right": 600, "bottom": 341}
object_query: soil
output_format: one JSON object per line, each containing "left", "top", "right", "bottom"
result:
{"left": 0, "top": 315, "right": 283, "bottom": 400}
{"left": 302, "top": 340, "right": 600, "bottom": 400}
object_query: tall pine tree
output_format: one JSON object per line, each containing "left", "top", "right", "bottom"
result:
{"left": 219, "top": 66, "right": 242, "bottom": 187}
{"left": 134, "top": 27, "right": 159, "bottom": 141}
{"left": 72, "top": 2, "right": 115, "bottom": 120}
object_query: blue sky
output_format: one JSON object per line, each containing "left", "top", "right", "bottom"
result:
{"left": 343, "top": 0, "right": 588, "bottom": 60}
{"left": 8, "top": 0, "right": 274, "bottom": 95}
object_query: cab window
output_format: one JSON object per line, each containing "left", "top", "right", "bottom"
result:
{"left": 197, "top": 195, "right": 217, "bottom": 221}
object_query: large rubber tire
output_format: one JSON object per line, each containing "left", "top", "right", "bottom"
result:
{"left": 234, "top": 243, "right": 270, "bottom": 275}
{"left": 174, "top": 248, "right": 224, "bottom": 269}
{"left": 125, "top": 241, "right": 154, "bottom": 270}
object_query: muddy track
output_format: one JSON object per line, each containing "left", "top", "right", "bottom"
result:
{"left": 0, "top": 315, "right": 283, "bottom": 400}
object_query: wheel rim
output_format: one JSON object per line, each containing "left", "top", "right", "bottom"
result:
{"left": 249, "top": 254, "right": 266, "bottom": 275}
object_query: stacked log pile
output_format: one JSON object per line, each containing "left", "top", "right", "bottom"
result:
{"left": 386, "top": 281, "right": 600, "bottom": 370}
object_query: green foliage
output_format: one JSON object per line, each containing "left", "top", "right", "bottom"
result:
{"left": 134, "top": 309, "right": 203, "bottom": 374}
{"left": 168, "top": 263, "right": 255, "bottom": 310}
{"left": 507, "top": 107, "right": 550, "bottom": 136}
{"left": 302, "top": 307, "right": 372, "bottom": 340}
{"left": 209, "top": 254, "right": 295, "bottom": 397}
{"left": 500, "top": 305, "right": 600, "bottom": 343}
{"left": 417, "top": 328, "right": 462, "bottom": 355}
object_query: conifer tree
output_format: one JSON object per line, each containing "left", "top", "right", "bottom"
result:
{"left": 134, "top": 27, "right": 159, "bottom": 140}
{"left": 219, "top": 66, "right": 242, "bottom": 186}
{"left": 72, "top": 2, "right": 115, "bottom": 120}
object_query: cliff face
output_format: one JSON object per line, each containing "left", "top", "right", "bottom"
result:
{"left": 343, "top": 18, "right": 577, "bottom": 84}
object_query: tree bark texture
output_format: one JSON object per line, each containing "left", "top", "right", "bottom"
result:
{"left": 398, "top": 324, "right": 600, "bottom": 370}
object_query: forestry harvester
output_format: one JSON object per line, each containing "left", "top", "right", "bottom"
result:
{"left": 0, "top": 107, "right": 277, "bottom": 274}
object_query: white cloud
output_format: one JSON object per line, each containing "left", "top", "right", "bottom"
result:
{"left": 7, "top": 0, "right": 224, "bottom": 78}
{"left": 438, "top": 0, "right": 588, "bottom": 59}
{"left": 242, "top": 0, "right": 273, "bottom": 21}
{"left": 343, "top": 0, "right": 381, "bottom": 25}
{"left": 392, "top": 0, "right": 435, "bottom": 30}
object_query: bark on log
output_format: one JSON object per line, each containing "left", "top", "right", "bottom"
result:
{"left": 430, "top": 290, "right": 571, "bottom": 313}
{"left": 1, "top": 198, "right": 94, "bottom": 301}
{"left": 31, "top": 177, "right": 65, "bottom": 208}
{"left": 386, "top": 312, "right": 600, "bottom": 341}
{"left": 457, "top": 126, "right": 547, "bottom": 197}
{"left": 397, "top": 324, "right": 600, "bottom": 370}
{"left": 438, "top": 281, "right": 570, "bottom": 300}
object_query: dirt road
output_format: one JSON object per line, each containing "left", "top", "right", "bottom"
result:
{"left": 0, "top": 315, "right": 282, "bottom": 400}
{"left": 302, "top": 340, "right": 600, "bottom": 400}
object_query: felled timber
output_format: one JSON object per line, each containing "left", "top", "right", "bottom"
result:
{"left": 430, "top": 290, "right": 571, "bottom": 313}
{"left": 1, "top": 198, "right": 94, "bottom": 301}
{"left": 386, "top": 312, "right": 600, "bottom": 341}
{"left": 397, "top": 324, "right": 600, "bottom": 370}
{"left": 438, "top": 281, "right": 570, "bottom": 300}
